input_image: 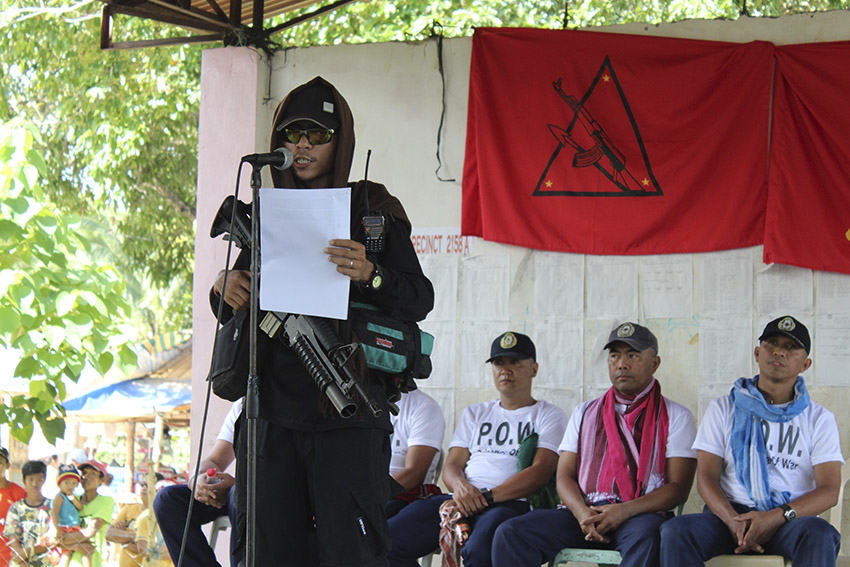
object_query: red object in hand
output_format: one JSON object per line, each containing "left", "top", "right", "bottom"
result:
{"left": 206, "top": 468, "right": 221, "bottom": 484}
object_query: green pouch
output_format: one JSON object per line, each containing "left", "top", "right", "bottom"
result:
{"left": 350, "top": 302, "right": 433, "bottom": 378}
{"left": 517, "top": 432, "right": 560, "bottom": 509}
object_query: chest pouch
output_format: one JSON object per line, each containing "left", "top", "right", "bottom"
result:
{"left": 349, "top": 302, "right": 433, "bottom": 382}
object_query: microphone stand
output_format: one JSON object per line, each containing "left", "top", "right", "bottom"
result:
{"left": 244, "top": 164, "right": 262, "bottom": 567}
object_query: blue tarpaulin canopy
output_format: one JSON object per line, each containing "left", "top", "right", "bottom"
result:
{"left": 63, "top": 377, "right": 191, "bottom": 422}
{"left": 62, "top": 339, "right": 192, "bottom": 423}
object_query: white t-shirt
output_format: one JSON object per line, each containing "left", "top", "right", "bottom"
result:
{"left": 450, "top": 399, "right": 568, "bottom": 490}
{"left": 217, "top": 399, "right": 243, "bottom": 444}
{"left": 694, "top": 394, "right": 844, "bottom": 506}
{"left": 559, "top": 396, "right": 697, "bottom": 500}
{"left": 389, "top": 389, "right": 446, "bottom": 483}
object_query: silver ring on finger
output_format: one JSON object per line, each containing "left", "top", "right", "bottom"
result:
{"left": 349, "top": 259, "right": 354, "bottom": 268}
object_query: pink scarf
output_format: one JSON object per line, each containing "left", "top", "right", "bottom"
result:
{"left": 577, "top": 379, "right": 669, "bottom": 502}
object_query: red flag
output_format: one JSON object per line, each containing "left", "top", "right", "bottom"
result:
{"left": 462, "top": 28, "right": 773, "bottom": 255}
{"left": 765, "top": 42, "right": 850, "bottom": 275}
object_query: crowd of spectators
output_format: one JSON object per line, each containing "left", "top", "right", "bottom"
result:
{"left": 0, "top": 448, "right": 176, "bottom": 567}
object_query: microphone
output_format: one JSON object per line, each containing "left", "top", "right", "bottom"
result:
{"left": 241, "top": 147, "right": 294, "bottom": 170}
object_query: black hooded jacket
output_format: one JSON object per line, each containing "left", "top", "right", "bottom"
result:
{"left": 212, "top": 77, "right": 434, "bottom": 431}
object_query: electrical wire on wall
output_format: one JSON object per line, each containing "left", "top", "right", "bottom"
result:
{"left": 431, "top": 23, "right": 456, "bottom": 183}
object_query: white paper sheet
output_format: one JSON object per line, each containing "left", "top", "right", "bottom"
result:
{"left": 420, "top": 320, "right": 457, "bottom": 389}
{"left": 586, "top": 256, "right": 639, "bottom": 320}
{"left": 533, "top": 319, "right": 583, "bottom": 389}
{"left": 461, "top": 256, "right": 510, "bottom": 322}
{"left": 421, "top": 255, "right": 459, "bottom": 323}
{"left": 410, "top": 227, "right": 474, "bottom": 256}
{"left": 534, "top": 252, "right": 584, "bottom": 320}
{"left": 816, "top": 271, "right": 850, "bottom": 314}
{"left": 699, "top": 317, "right": 753, "bottom": 384}
{"left": 533, "top": 387, "right": 582, "bottom": 419}
{"left": 700, "top": 249, "right": 753, "bottom": 317}
{"left": 258, "top": 187, "right": 351, "bottom": 319}
{"left": 417, "top": 386, "right": 456, "bottom": 449}
{"left": 757, "top": 263, "right": 813, "bottom": 317}
{"left": 640, "top": 255, "right": 693, "bottom": 319}
{"left": 586, "top": 320, "right": 616, "bottom": 395}
{"left": 460, "top": 321, "right": 509, "bottom": 389}
{"left": 814, "top": 314, "right": 850, "bottom": 387}
{"left": 698, "top": 383, "right": 726, "bottom": 421}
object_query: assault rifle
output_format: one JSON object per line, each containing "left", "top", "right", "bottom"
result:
{"left": 210, "top": 196, "right": 381, "bottom": 419}
{"left": 260, "top": 311, "right": 381, "bottom": 418}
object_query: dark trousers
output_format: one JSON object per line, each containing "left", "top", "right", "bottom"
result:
{"left": 492, "top": 507, "right": 669, "bottom": 567}
{"left": 387, "top": 494, "right": 530, "bottom": 567}
{"left": 385, "top": 498, "right": 410, "bottom": 519}
{"left": 659, "top": 504, "right": 841, "bottom": 567}
{"left": 235, "top": 419, "right": 392, "bottom": 567}
{"left": 153, "top": 483, "right": 238, "bottom": 567}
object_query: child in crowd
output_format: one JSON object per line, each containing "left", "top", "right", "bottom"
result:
{"left": 51, "top": 465, "right": 93, "bottom": 567}
{"left": 0, "top": 447, "right": 26, "bottom": 566}
{"left": 3, "top": 461, "right": 52, "bottom": 567}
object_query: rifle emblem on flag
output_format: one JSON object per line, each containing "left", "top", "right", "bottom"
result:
{"left": 533, "top": 56, "right": 663, "bottom": 197}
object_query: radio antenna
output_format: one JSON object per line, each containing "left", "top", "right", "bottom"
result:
{"left": 363, "top": 149, "right": 372, "bottom": 214}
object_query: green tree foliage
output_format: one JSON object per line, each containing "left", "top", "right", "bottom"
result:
{"left": 0, "top": 118, "right": 138, "bottom": 443}
{"left": 272, "top": 0, "right": 848, "bottom": 46}
{"left": 0, "top": 0, "right": 200, "bottom": 334}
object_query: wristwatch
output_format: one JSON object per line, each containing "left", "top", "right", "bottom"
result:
{"left": 480, "top": 488, "right": 495, "bottom": 506}
{"left": 367, "top": 264, "right": 384, "bottom": 291}
{"left": 779, "top": 503, "right": 796, "bottom": 522}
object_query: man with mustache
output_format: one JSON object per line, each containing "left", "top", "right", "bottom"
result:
{"left": 660, "top": 316, "right": 843, "bottom": 567}
{"left": 492, "top": 322, "right": 697, "bottom": 567}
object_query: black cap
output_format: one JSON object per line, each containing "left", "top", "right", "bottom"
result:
{"left": 759, "top": 316, "right": 810, "bottom": 353}
{"left": 276, "top": 82, "right": 340, "bottom": 131}
{"left": 486, "top": 332, "right": 536, "bottom": 362}
{"left": 604, "top": 322, "right": 659, "bottom": 353}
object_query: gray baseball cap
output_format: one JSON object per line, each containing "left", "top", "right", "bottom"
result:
{"left": 604, "top": 322, "right": 659, "bottom": 353}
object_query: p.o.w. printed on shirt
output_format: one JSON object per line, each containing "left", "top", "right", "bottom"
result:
{"left": 760, "top": 420, "right": 804, "bottom": 471}
{"left": 471, "top": 420, "right": 536, "bottom": 456}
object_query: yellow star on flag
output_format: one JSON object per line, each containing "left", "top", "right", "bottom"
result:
{"left": 545, "top": 180, "right": 553, "bottom": 188}
{"left": 602, "top": 74, "right": 610, "bottom": 82}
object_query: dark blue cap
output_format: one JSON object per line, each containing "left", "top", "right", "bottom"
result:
{"left": 486, "top": 332, "right": 536, "bottom": 362}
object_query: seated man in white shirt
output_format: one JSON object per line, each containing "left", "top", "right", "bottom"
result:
{"left": 386, "top": 388, "right": 446, "bottom": 518}
{"left": 492, "top": 322, "right": 697, "bottom": 567}
{"left": 660, "top": 316, "right": 843, "bottom": 567}
{"left": 388, "top": 331, "right": 568, "bottom": 567}
{"left": 154, "top": 400, "right": 241, "bottom": 567}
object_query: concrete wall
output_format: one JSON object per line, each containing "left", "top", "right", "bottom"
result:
{"left": 192, "top": 11, "right": 850, "bottom": 518}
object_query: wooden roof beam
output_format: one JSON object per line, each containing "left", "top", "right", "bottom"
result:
{"left": 264, "top": 0, "right": 358, "bottom": 35}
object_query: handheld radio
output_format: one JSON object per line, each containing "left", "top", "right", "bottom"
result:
{"left": 361, "top": 149, "right": 386, "bottom": 254}
{"left": 363, "top": 213, "right": 386, "bottom": 253}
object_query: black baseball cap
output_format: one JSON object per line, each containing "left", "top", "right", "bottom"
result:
{"left": 486, "top": 332, "right": 536, "bottom": 362}
{"left": 604, "top": 322, "right": 659, "bottom": 353}
{"left": 276, "top": 81, "right": 340, "bottom": 131}
{"left": 759, "top": 316, "right": 810, "bottom": 353}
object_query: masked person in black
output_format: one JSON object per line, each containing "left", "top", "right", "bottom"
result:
{"left": 211, "top": 77, "right": 434, "bottom": 566}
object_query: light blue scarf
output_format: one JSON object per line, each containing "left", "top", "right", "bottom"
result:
{"left": 729, "top": 376, "right": 809, "bottom": 511}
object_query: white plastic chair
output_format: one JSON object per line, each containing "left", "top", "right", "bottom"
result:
{"left": 207, "top": 514, "right": 231, "bottom": 549}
